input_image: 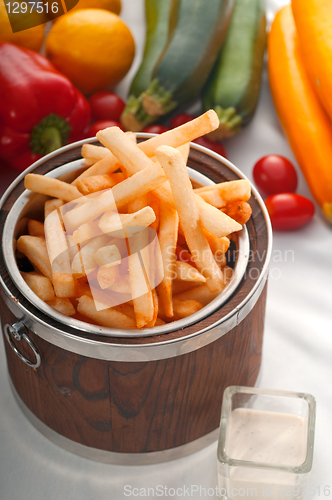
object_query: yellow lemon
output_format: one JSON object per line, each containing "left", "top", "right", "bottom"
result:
{"left": 45, "top": 9, "right": 135, "bottom": 95}
{"left": 0, "top": 0, "right": 47, "bottom": 52}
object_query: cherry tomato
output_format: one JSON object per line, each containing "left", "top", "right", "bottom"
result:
{"left": 170, "top": 113, "right": 196, "bottom": 128}
{"left": 253, "top": 155, "right": 298, "bottom": 196}
{"left": 88, "top": 91, "right": 125, "bottom": 122}
{"left": 87, "top": 120, "right": 124, "bottom": 137}
{"left": 194, "top": 136, "right": 227, "bottom": 159}
{"left": 142, "top": 124, "right": 169, "bottom": 134}
{"left": 265, "top": 193, "right": 315, "bottom": 231}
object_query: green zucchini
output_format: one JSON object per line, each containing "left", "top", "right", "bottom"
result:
{"left": 121, "top": 0, "right": 234, "bottom": 131}
{"left": 129, "top": 0, "right": 176, "bottom": 98}
{"left": 202, "top": 0, "right": 266, "bottom": 140}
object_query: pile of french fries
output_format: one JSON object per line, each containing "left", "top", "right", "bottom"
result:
{"left": 17, "top": 110, "right": 252, "bottom": 331}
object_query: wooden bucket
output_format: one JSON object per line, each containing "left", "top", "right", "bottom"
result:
{"left": 0, "top": 137, "right": 272, "bottom": 464}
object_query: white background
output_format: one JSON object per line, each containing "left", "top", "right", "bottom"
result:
{"left": 0, "top": 1, "right": 331, "bottom": 499}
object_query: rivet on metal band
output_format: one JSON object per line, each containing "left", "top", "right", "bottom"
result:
{"left": 4, "top": 322, "right": 41, "bottom": 369}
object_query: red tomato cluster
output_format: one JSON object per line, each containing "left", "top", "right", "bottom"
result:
{"left": 87, "top": 91, "right": 125, "bottom": 136}
{"left": 253, "top": 155, "right": 315, "bottom": 230}
{"left": 87, "top": 96, "right": 228, "bottom": 158}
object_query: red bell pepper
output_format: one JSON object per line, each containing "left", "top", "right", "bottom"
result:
{"left": 0, "top": 43, "right": 91, "bottom": 172}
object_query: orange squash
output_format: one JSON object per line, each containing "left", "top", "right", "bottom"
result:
{"left": 292, "top": 0, "right": 332, "bottom": 122}
{"left": 268, "top": 5, "right": 332, "bottom": 224}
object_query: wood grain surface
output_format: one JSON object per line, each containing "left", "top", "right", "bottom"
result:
{"left": 1, "top": 283, "right": 266, "bottom": 453}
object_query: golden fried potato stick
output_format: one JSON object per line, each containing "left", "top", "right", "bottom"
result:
{"left": 127, "top": 196, "right": 155, "bottom": 328}
{"left": 17, "top": 235, "right": 52, "bottom": 280}
{"left": 44, "top": 199, "right": 64, "bottom": 219}
{"left": 194, "top": 179, "right": 251, "bottom": 202}
{"left": 77, "top": 295, "right": 136, "bottom": 329}
{"left": 97, "top": 127, "right": 242, "bottom": 237}
{"left": 27, "top": 220, "right": 44, "bottom": 237}
{"left": 156, "top": 146, "right": 225, "bottom": 293}
{"left": 173, "top": 261, "right": 206, "bottom": 283}
{"left": 21, "top": 271, "right": 55, "bottom": 301}
{"left": 44, "top": 209, "right": 76, "bottom": 297}
{"left": 156, "top": 202, "right": 179, "bottom": 317}
{"left": 47, "top": 297, "right": 76, "bottom": 316}
{"left": 194, "top": 194, "right": 242, "bottom": 237}
{"left": 99, "top": 207, "right": 156, "bottom": 238}
{"left": 25, "top": 174, "right": 82, "bottom": 202}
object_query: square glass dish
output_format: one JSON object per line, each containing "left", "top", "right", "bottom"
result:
{"left": 217, "top": 386, "right": 316, "bottom": 500}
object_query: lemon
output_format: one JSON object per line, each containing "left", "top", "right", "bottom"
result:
{"left": 0, "top": 1, "right": 47, "bottom": 52}
{"left": 45, "top": 9, "right": 135, "bottom": 95}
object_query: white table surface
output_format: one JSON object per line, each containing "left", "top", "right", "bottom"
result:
{"left": 0, "top": 1, "right": 331, "bottom": 499}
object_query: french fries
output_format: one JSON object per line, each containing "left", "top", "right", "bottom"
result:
{"left": 194, "top": 179, "right": 251, "bottom": 202}
{"left": 159, "top": 298, "right": 203, "bottom": 322}
{"left": 76, "top": 174, "right": 117, "bottom": 195}
{"left": 138, "top": 110, "right": 219, "bottom": 157}
{"left": 172, "top": 280, "right": 199, "bottom": 296}
{"left": 81, "top": 144, "right": 110, "bottom": 164}
{"left": 107, "top": 274, "right": 131, "bottom": 295}
{"left": 18, "top": 110, "right": 252, "bottom": 330}
{"left": 156, "top": 203, "right": 179, "bottom": 317}
{"left": 156, "top": 146, "right": 225, "bottom": 293}
{"left": 77, "top": 295, "right": 136, "bottom": 329}
{"left": 44, "top": 198, "right": 64, "bottom": 219}
{"left": 99, "top": 207, "right": 156, "bottom": 238}
{"left": 72, "top": 223, "right": 101, "bottom": 245}
{"left": 74, "top": 154, "right": 123, "bottom": 184}
{"left": 111, "top": 164, "right": 167, "bottom": 208}
{"left": 197, "top": 189, "right": 225, "bottom": 208}
{"left": 97, "top": 264, "right": 120, "bottom": 289}
{"left": 96, "top": 126, "right": 240, "bottom": 236}
{"left": 47, "top": 297, "right": 76, "bottom": 316}
{"left": 147, "top": 193, "right": 160, "bottom": 232}
{"left": 28, "top": 220, "right": 44, "bottom": 237}
{"left": 204, "top": 231, "right": 230, "bottom": 267}
{"left": 97, "top": 126, "right": 155, "bottom": 176}
{"left": 71, "top": 235, "right": 108, "bottom": 277}
{"left": 194, "top": 194, "right": 242, "bottom": 238}
{"left": 93, "top": 244, "right": 121, "bottom": 267}
{"left": 21, "top": 271, "right": 55, "bottom": 301}
{"left": 62, "top": 189, "right": 117, "bottom": 231}
{"left": 17, "top": 235, "right": 52, "bottom": 280}
{"left": 173, "top": 261, "right": 206, "bottom": 283}
{"left": 222, "top": 200, "right": 252, "bottom": 225}
{"left": 25, "top": 174, "right": 82, "bottom": 202}
{"left": 173, "top": 284, "right": 222, "bottom": 306}
{"left": 76, "top": 132, "right": 136, "bottom": 182}
{"left": 76, "top": 172, "right": 127, "bottom": 196}
{"left": 127, "top": 196, "right": 155, "bottom": 328}
{"left": 44, "top": 209, "right": 71, "bottom": 273}
{"left": 44, "top": 209, "right": 76, "bottom": 297}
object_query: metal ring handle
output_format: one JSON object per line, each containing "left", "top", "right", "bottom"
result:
{"left": 4, "top": 321, "right": 41, "bottom": 368}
